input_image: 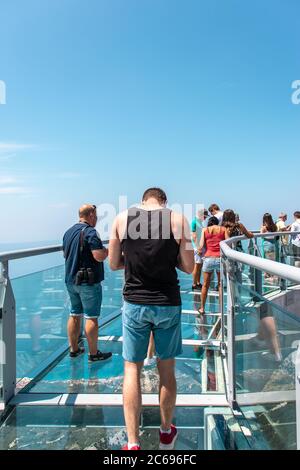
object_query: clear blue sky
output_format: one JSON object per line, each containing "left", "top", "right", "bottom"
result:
{"left": 0, "top": 0, "right": 299, "bottom": 243}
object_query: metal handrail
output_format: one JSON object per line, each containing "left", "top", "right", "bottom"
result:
{"left": 0, "top": 240, "right": 109, "bottom": 263}
{"left": 0, "top": 245, "right": 62, "bottom": 262}
{"left": 221, "top": 232, "right": 300, "bottom": 284}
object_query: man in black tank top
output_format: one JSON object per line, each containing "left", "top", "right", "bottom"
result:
{"left": 109, "top": 188, "right": 194, "bottom": 450}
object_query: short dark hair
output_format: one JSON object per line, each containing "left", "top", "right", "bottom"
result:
{"left": 209, "top": 203, "right": 220, "bottom": 213}
{"left": 142, "top": 187, "right": 167, "bottom": 204}
{"left": 294, "top": 211, "right": 300, "bottom": 219}
{"left": 207, "top": 216, "right": 220, "bottom": 227}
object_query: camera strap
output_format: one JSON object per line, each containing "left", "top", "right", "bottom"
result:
{"left": 79, "top": 225, "right": 89, "bottom": 269}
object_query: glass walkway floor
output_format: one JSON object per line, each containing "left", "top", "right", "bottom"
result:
{"left": 1, "top": 261, "right": 298, "bottom": 451}
{"left": 0, "top": 267, "right": 235, "bottom": 450}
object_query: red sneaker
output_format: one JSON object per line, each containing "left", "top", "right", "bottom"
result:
{"left": 159, "top": 425, "right": 178, "bottom": 450}
{"left": 122, "top": 444, "right": 141, "bottom": 450}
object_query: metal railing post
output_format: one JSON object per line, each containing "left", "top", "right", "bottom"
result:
{"left": 0, "top": 261, "right": 16, "bottom": 406}
{"left": 296, "top": 344, "right": 300, "bottom": 450}
{"left": 280, "top": 242, "right": 287, "bottom": 291}
{"left": 226, "top": 260, "right": 236, "bottom": 407}
{"left": 253, "top": 243, "right": 263, "bottom": 302}
{"left": 220, "top": 256, "right": 225, "bottom": 347}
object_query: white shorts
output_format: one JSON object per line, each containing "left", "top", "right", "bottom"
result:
{"left": 194, "top": 249, "right": 204, "bottom": 264}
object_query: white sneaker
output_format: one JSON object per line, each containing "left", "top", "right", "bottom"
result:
{"left": 261, "top": 351, "right": 282, "bottom": 363}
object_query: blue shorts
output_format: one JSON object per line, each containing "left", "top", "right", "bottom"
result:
{"left": 122, "top": 301, "right": 182, "bottom": 363}
{"left": 203, "top": 257, "right": 221, "bottom": 273}
{"left": 66, "top": 283, "right": 102, "bottom": 319}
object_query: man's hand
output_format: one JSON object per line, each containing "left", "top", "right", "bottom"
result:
{"left": 92, "top": 247, "right": 108, "bottom": 262}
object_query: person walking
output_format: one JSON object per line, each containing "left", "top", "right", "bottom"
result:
{"left": 290, "top": 211, "right": 300, "bottom": 267}
{"left": 109, "top": 187, "right": 194, "bottom": 451}
{"left": 261, "top": 213, "right": 280, "bottom": 262}
{"left": 190, "top": 209, "right": 209, "bottom": 290}
{"left": 222, "top": 209, "right": 254, "bottom": 250}
{"left": 276, "top": 212, "right": 289, "bottom": 251}
{"left": 63, "top": 204, "right": 112, "bottom": 362}
{"left": 208, "top": 204, "right": 223, "bottom": 224}
{"left": 197, "top": 217, "right": 229, "bottom": 314}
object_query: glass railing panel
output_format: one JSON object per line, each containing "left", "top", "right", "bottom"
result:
{"left": 232, "top": 281, "right": 300, "bottom": 396}
{"left": 230, "top": 277, "right": 299, "bottom": 450}
{"left": 0, "top": 405, "right": 206, "bottom": 450}
{"left": 12, "top": 265, "right": 69, "bottom": 386}
{"left": 11, "top": 256, "right": 124, "bottom": 387}
{"left": 10, "top": 250, "right": 63, "bottom": 279}
{"left": 245, "top": 235, "right": 300, "bottom": 292}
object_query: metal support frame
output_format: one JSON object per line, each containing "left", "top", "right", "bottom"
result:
{"left": 253, "top": 244, "right": 263, "bottom": 302}
{"left": 296, "top": 343, "right": 300, "bottom": 450}
{"left": 225, "top": 260, "right": 236, "bottom": 407}
{"left": 280, "top": 244, "right": 288, "bottom": 291}
{"left": 220, "top": 256, "right": 226, "bottom": 348}
{"left": 0, "top": 261, "right": 16, "bottom": 406}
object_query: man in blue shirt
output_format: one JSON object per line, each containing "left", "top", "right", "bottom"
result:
{"left": 63, "top": 204, "right": 112, "bottom": 362}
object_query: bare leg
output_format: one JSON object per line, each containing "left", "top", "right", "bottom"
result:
{"left": 123, "top": 361, "right": 143, "bottom": 444}
{"left": 260, "top": 317, "right": 281, "bottom": 357}
{"left": 68, "top": 316, "right": 82, "bottom": 352}
{"left": 200, "top": 272, "right": 212, "bottom": 313}
{"left": 192, "top": 263, "right": 201, "bottom": 286}
{"left": 199, "top": 262, "right": 203, "bottom": 284}
{"left": 157, "top": 359, "right": 177, "bottom": 431}
{"left": 85, "top": 318, "right": 99, "bottom": 355}
{"left": 146, "top": 332, "right": 155, "bottom": 359}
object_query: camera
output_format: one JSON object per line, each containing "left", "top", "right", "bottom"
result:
{"left": 75, "top": 268, "right": 95, "bottom": 286}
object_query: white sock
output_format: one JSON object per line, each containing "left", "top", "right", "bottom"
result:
{"left": 128, "top": 442, "right": 139, "bottom": 450}
{"left": 160, "top": 427, "right": 172, "bottom": 435}
{"left": 275, "top": 352, "right": 282, "bottom": 362}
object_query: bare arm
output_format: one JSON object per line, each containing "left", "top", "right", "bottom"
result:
{"left": 109, "top": 215, "right": 125, "bottom": 271}
{"left": 225, "top": 228, "right": 230, "bottom": 240}
{"left": 92, "top": 247, "right": 108, "bottom": 262}
{"left": 191, "top": 231, "right": 197, "bottom": 246}
{"left": 176, "top": 215, "right": 194, "bottom": 274}
{"left": 239, "top": 224, "right": 254, "bottom": 239}
{"left": 198, "top": 229, "right": 206, "bottom": 252}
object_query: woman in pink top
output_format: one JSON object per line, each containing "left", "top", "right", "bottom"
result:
{"left": 197, "top": 217, "right": 229, "bottom": 314}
